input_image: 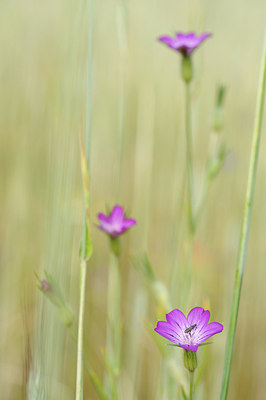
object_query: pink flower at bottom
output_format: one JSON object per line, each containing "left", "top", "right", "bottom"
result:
{"left": 154, "top": 307, "right": 223, "bottom": 352}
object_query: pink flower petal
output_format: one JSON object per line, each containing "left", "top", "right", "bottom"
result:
{"left": 98, "top": 213, "right": 110, "bottom": 223}
{"left": 154, "top": 321, "right": 181, "bottom": 344}
{"left": 197, "top": 322, "right": 224, "bottom": 342}
{"left": 111, "top": 205, "right": 125, "bottom": 222}
{"left": 166, "top": 309, "right": 188, "bottom": 332}
{"left": 187, "top": 307, "right": 210, "bottom": 331}
{"left": 123, "top": 218, "right": 137, "bottom": 229}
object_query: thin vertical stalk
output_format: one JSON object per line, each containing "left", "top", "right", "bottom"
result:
{"left": 105, "top": 251, "right": 121, "bottom": 399}
{"left": 181, "top": 235, "right": 196, "bottom": 308}
{"left": 70, "top": 318, "right": 108, "bottom": 400}
{"left": 185, "top": 82, "right": 195, "bottom": 235}
{"left": 169, "top": 165, "right": 186, "bottom": 302}
{"left": 115, "top": 0, "right": 128, "bottom": 198}
{"left": 75, "top": 1, "right": 94, "bottom": 399}
{"left": 220, "top": 35, "right": 266, "bottom": 400}
{"left": 85, "top": 0, "right": 93, "bottom": 164}
{"left": 189, "top": 372, "right": 194, "bottom": 400}
{"left": 76, "top": 260, "right": 87, "bottom": 400}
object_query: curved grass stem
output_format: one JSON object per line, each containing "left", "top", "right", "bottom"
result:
{"left": 220, "top": 33, "right": 266, "bottom": 400}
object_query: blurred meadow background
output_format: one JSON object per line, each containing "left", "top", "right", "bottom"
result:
{"left": 1, "top": 0, "right": 266, "bottom": 399}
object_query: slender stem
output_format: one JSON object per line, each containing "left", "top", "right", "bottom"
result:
{"left": 115, "top": 0, "right": 127, "bottom": 198}
{"left": 181, "top": 235, "right": 196, "bottom": 307}
{"left": 84, "top": 0, "right": 93, "bottom": 164}
{"left": 220, "top": 35, "right": 266, "bottom": 400}
{"left": 68, "top": 323, "right": 108, "bottom": 400}
{"left": 75, "top": 2, "right": 94, "bottom": 399}
{"left": 189, "top": 372, "right": 194, "bottom": 400}
{"left": 75, "top": 260, "right": 87, "bottom": 400}
{"left": 185, "top": 82, "right": 195, "bottom": 235}
{"left": 195, "top": 176, "right": 210, "bottom": 227}
{"left": 104, "top": 251, "right": 121, "bottom": 399}
{"left": 169, "top": 163, "right": 186, "bottom": 301}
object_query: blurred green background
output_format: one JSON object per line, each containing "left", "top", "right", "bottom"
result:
{"left": 1, "top": 0, "right": 266, "bottom": 399}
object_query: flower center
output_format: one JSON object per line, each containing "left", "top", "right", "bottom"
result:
{"left": 184, "top": 324, "right": 197, "bottom": 344}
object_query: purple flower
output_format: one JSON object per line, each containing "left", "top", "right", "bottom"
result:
{"left": 154, "top": 307, "right": 223, "bottom": 352}
{"left": 158, "top": 32, "right": 211, "bottom": 56}
{"left": 98, "top": 205, "right": 136, "bottom": 238}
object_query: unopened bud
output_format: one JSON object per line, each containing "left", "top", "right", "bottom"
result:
{"left": 213, "top": 86, "right": 226, "bottom": 132}
{"left": 41, "top": 279, "right": 52, "bottom": 292}
{"left": 184, "top": 350, "right": 197, "bottom": 372}
{"left": 181, "top": 56, "right": 193, "bottom": 83}
{"left": 109, "top": 237, "right": 121, "bottom": 257}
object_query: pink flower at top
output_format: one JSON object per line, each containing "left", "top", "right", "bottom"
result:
{"left": 98, "top": 205, "right": 136, "bottom": 238}
{"left": 159, "top": 32, "right": 211, "bottom": 56}
{"left": 154, "top": 307, "right": 223, "bottom": 352}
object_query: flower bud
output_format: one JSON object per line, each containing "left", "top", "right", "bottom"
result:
{"left": 184, "top": 350, "right": 197, "bottom": 372}
{"left": 39, "top": 278, "right": 61, "bottom": 307}
{"left": 41, "top": 279, "right": 52, "bottom": 292}
{"left": 109, "top": 236, "right": 121, "bottom": 257}
{"left": 181, "top": 56, "right": 193, "bottom": 83}
{"left": 213, "top": 86, "right": 226, "bottom": 132}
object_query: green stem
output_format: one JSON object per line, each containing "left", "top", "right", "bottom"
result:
{"left": 104, "top": 251, "right": 121, "bottom": 399}
{"left": 185, "top": 82, "right": 195, "bottom": 236}
{"left": 115, "top": 0, "right": 127, "bottom": 198}
{"left": 75, "top": 260, "right": 87, "bottom": 400}
{"left": 194, "top": 175, "right": 212, "bottom": 230}
{"left": 189, "top": 372, "right": 194, "bottom": 400}
{"left": 69, "top": 324, "right": 108, "bottom": 400}
{"left": 181, "top": 234, "right": 195, "bottom": 307}
{"left": 75, "top": 2, "right": 94, "bottom": 399}
{"left": 220, "top": 35, "right": 266, "bottom": 400}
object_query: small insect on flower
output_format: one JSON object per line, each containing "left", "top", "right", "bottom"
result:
{"left": 184, "top": 324, "right": 197, "bottom": 334}
{"left": 154, "top": 307, "right": 223, "bottom": 352}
